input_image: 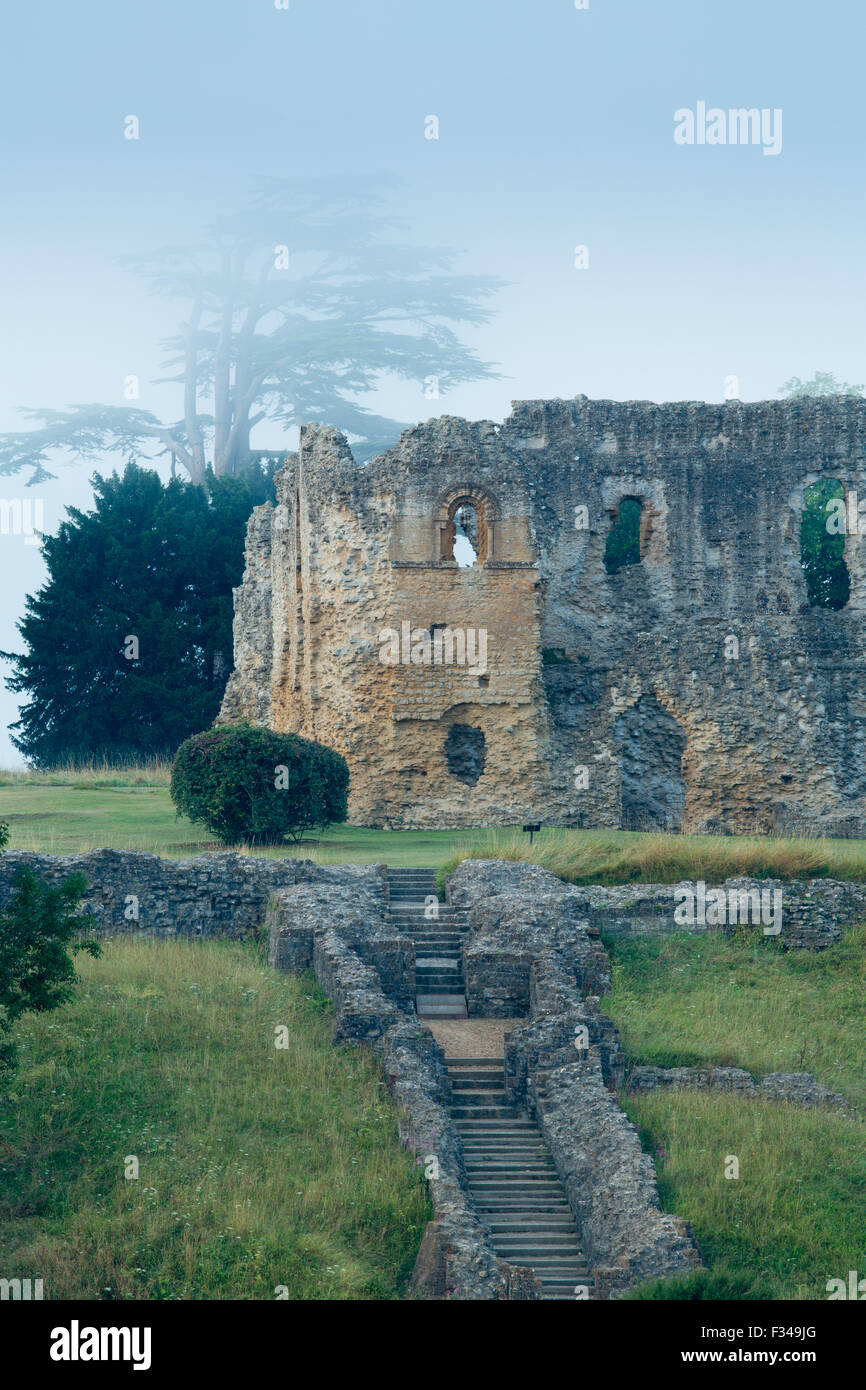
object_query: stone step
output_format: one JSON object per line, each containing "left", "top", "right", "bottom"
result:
{"left": 469, "top": 1200, "right": 572, "bottom": 1212}
{"left": 465, "top": 1152, "right": 552, "bottom": 1162}
{"left": 486, "top": 1219, "right": 577, "bottom": 1232}
{"left": 455, "top": 1100, "right": 516, "bottom": 1111}
{"left": 466, "top": 1167, "right": 557, "bottom": 1178}
{"left": 398, "top": 927, "right": 467, "bottom": 935}
{"left": 389, "top": 901, "right": 463, "bottom": 909}
{"left": 446, "top": 1058, "right": 504, "bottom": 1066}
{"left": 448, "top": 1073, "right": 503, "bottom": 1082}
{"left": 417, "top": 997, "right": 467, "bottom": 1018}
{"left": 406, "top": 936, "right": 465, "bottom": 944}
{"left": 398, "top": 923, "right": 467, "bottom": 931}
{"left": 466, "top": 1175, "right": 562, "bottom": 1186}
{"left": 451, "top": 1107, "right": 518, "bottom": 1120}
{"left": 453, "top": 1115, "right": 536, "bottom": 1124}
{"left": 449, "top": 1085, "right": 506, "bottom": 1098}
{"left": 464, "top": 1184, "right": 567, "bottom": 1195}
{"left": 390, "top": 901, "right": 464, "bottom": 908}
{"left": 450, "top": 1077, "right": 505, "bottom": 1090}
{"left": 460, "top": 1131, "right": 538, "bottom": 1137}
{"left": 460, "top": 1133, "right": 542, "bottom": 1141}
{"left": 453, "top": 1112, "right": 536, "bottom": 1123}
{"left": 409, "top": 939, "right": 465, "bottom": 947}
{"left": 492, "top": 1251, "right": 586, "bottom": 1262}
{"left": 454, "top": 1119, "right": 535, "bottom": 1128}
{"left": 388, "top": 900, "right": 445, "bottom": 909}
{"left": 405, "top": 924, "right": 466, "bottom": 932}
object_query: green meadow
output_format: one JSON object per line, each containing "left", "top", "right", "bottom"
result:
{"left": 0, "top": 937, "right": 431, "bottom": 1300}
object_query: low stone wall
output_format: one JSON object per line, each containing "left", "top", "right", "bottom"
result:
{"left": 574, "top": 878, "right": 866, "bottom": 951}
{"left": 265, "top": 879, "right": 415, "bottom": 1011}
{"left": 447, "top": 857, "right": 861, "bottom": 1294}
{"left": 534, "top": 1051, "right": 703, "bottom": 1296}
{"left": 627, "top": 1065, "right": 850, "bottom": 1112}
{"left": 0, "top": 848, "right": 382, "bottom": 939}
{"left": 450, "top": 860, "right": 866, "bottom": 952}
{"left": 265, "top": 886, "right": 539, "bottom": 1300}
{"left": 450, "top": 860, "right": 703, "bottom": 1293}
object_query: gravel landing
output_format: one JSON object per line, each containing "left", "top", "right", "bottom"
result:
{"left": 426, "top": 1018, "right": 526, "bottom": 1057}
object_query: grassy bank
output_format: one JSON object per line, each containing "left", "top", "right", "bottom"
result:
{"left": 604, "top": 925, "right": 866, "bottom": 1111}
{"left": 622, "top": 1091, "right": 865, "bottom": 1300}
{"left": 4, "top": 772, "right": 866, "bottom": 880}
{"left": 441, "top": 827, "right": 866, "bottom": 884}
{"left": 604, "top": 925, "right": 866, "bottom": 1298}
{"left": 0, "top": 937, "right": 430, "bottom": 1300}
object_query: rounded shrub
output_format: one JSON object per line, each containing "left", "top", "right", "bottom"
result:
{"left": 170, "top": 722, "right": 349, "bottom": 846}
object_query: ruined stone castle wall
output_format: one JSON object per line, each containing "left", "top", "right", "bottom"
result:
{"left": 221, "top": 396, "right": 866, "bottom": 833}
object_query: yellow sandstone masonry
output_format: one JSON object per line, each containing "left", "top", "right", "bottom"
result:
{"left": 220, "top": 399, "right": 866, "bottom": 835}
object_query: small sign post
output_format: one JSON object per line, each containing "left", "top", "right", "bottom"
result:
{"left": 522, "top": 822, "right": 541, "bottom": 846}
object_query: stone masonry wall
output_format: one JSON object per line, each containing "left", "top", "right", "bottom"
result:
{"left": 447, "top": 859, "right": 704, "bottom": 1294}
{"left": 0, "top": 849, "right": 379, "bottom": 939}
{"left": 220, "top": 396, "right": 866, "bottom": 833}
{"left": 265, "top": 884, "right": 540, "bottom": 1300}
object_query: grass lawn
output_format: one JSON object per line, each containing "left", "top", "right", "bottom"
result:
{"left": 604, "top": 926, "right": 866, "bottom": 1299}
{"left": 0, "top": 937, "right": 431, "bottom": 1300}
{"left": 3, "top": 769, "right": 866, "bottom": 880}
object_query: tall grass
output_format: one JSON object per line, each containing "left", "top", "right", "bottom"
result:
{"left": 606, "top": 923, "right": 866, "bottom": 1299}
{"left": 440, "top": 827, "right": 866, "bottom": 886}
{"left": 0, "top": 758, "right": 173, "bottom": 789}
{"left": 620, "top": 1091, "right": 866, "bottom": 1300}
{"left": 0, "top": 938, "right": 430, "bottom": 1299}
{"left": 605, "top": 923, "right": 866, "bottom": 1111}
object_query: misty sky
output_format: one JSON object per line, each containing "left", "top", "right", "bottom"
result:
{"left": 1, "top": 0, "right": 863, "bottom": 764}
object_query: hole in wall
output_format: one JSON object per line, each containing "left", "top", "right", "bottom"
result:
{"left": 800, "top": 479, "right": 850, "bottom": 610}
{"left": 604, "top": 497, "right": 642, "bottom": 575}
{"left": 444, "top": 723, "right": 486, "bottom": 786}
{"left": 615, "top": 693, "right": 686, "bottom": 831}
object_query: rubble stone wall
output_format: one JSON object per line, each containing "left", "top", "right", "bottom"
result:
{"left": 220, "top": 397, "right": 866, "bottom": 833}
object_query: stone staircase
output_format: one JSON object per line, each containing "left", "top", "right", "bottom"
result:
{"left": 447, "top": 1057, "right": 593, "bottom": 1300}
{"left": 386, "top": 867, "right": 469, "bottom": 1018}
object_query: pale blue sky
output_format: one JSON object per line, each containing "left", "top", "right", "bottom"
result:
{"left": 0, "top": 0, "right": 863, "bottom": 763}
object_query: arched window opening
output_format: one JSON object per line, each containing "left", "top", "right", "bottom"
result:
{"left": 440, "top": 491, "right": 492, "bottom": 564}
{"left": 800, "top": 480, "right": 850, "bottom": 610}
{"left": 453, "top": 504, "right": 478, "bottom": 567}
{"left": 604, "top": 497, "right": 642, "bottom": 575}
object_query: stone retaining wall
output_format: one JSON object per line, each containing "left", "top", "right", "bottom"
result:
{"left": 450, "top": 861, "right": 866, "bottom": 952}
{"left": 265, "top": 887, "right": 540, "bottom": 1300}
{"left": 627, "top": 1066, "right": 850, "bottom": 1111}
{"left": 448, "top": 860, "right": 701, "bottom": 1294}
{"left": 0, "top": 848, "right": 381, "bottom": 938}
